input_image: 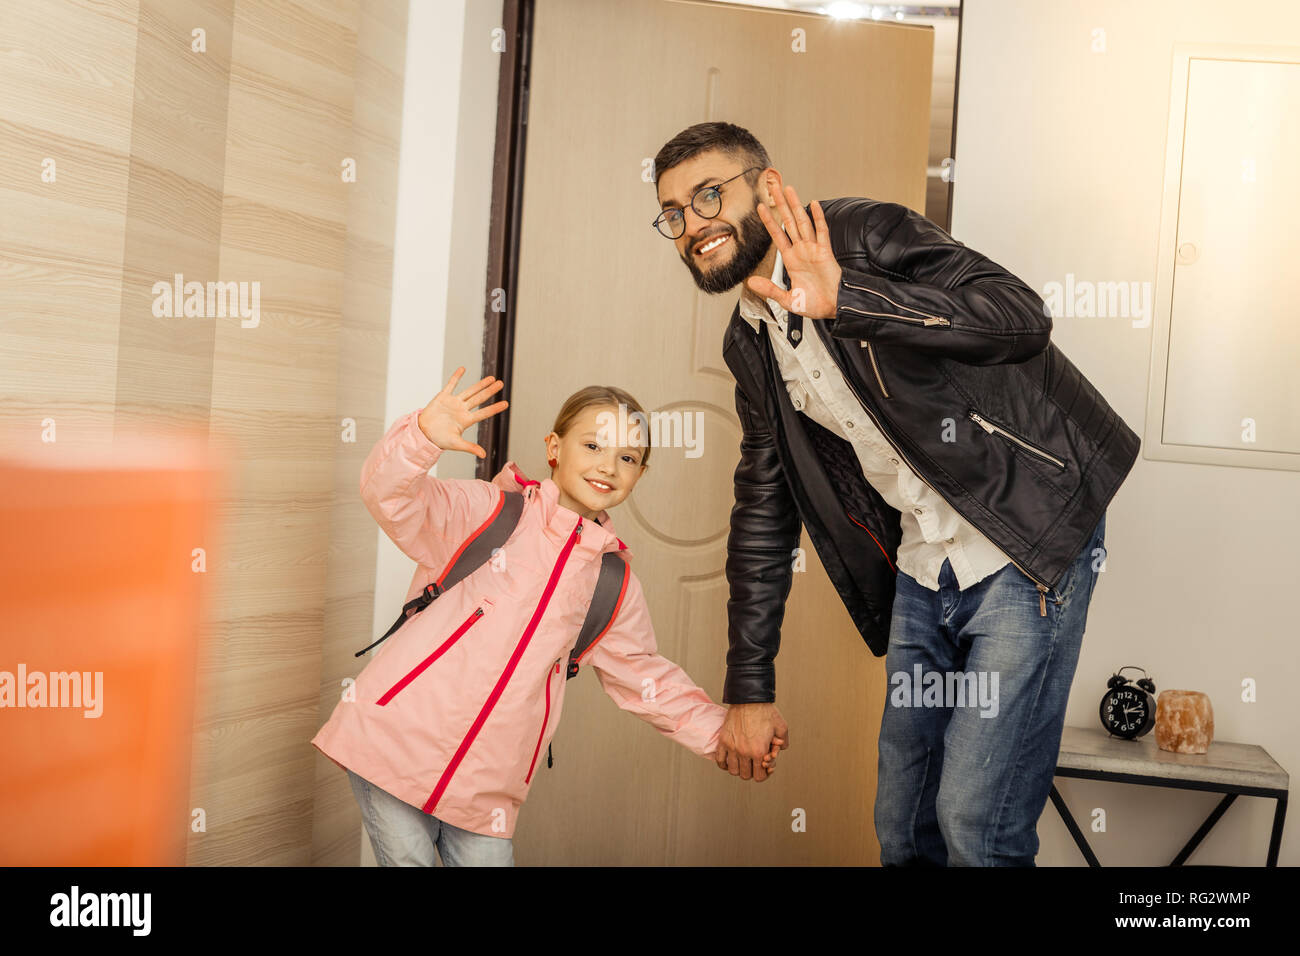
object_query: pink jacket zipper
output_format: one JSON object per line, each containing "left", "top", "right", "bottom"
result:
{"left": 425, "top": 517, "right": 583, "bottom": 812}
{"left": 376, "top": 607, "right": 484, "bottom": 705}
{"left": 525, "top": 659, "right": 560, "bottom": 784}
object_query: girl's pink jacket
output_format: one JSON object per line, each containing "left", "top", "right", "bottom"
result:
{"left": 312, "top": 409, "right": 726, "bottom": 839}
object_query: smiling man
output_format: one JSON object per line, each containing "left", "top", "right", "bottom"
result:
{"left": 652, "top": 121, "right": 1139, "bottom": 866}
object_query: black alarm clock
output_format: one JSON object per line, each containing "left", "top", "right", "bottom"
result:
{"left": 1099, "top": 666, "right": 1157, "bottom": 739}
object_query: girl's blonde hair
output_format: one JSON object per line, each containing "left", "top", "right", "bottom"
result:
{"left": 551, "top": 386, "right": 651, "bottom": 466}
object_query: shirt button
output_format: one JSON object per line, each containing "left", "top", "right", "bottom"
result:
{"left": 845, "top": 421, "right": 854, "bottom": 429}
{"left": 913, "top": 508, "right": 923, "bottom": 515}
{"left": 890, "top": 458, "right": 899, "bottom": 465}
{"left": 790, "top": 328, "right": 801, "bottom": 342}
{"left": 946, "top": 537, "right": 954, "bottom": 544}
{"left": 812, "top": 369, "right": 821, "bottom": 379}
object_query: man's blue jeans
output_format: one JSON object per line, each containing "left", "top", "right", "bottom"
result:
{"left": 346, "top": 768, "right": 514, "bottom": 866}
{"left": 874, "top": 512, "right": 1106, "bottom": 866}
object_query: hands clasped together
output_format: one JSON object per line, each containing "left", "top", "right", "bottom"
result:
{"left": 714, "top": 702, "right": 789, "bottom": 783}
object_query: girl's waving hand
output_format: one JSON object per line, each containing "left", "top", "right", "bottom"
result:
{"left": 417, "top": 367, "right": 509, "bottom": 459}
{"left": 359, "top": 365, "right": 508, "bottom": 569}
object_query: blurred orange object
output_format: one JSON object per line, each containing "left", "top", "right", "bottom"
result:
{"left": 0, "top": 428, "right": 226, "bottom": 865}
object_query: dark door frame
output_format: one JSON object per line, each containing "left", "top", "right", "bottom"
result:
{"left": 476, "top": 0, "right": 535, "bottom": 480}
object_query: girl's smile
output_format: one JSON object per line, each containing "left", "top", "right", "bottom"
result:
{"left": 546, "top": 403, "right": 648, "bottom": 520}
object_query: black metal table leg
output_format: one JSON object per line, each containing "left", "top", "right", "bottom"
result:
{"left": 1170, "top": 793, "right": 1236, "bottom": 865}
{"left": 1048, "top": 784, "right": 1101, "bottom": 867}
{"left": 1267, "top": 795, "right": 1287, "bottom": 867}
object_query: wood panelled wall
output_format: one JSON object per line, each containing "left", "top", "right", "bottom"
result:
{"left": 0, "top": 0, "right": 408, "bottom": 865}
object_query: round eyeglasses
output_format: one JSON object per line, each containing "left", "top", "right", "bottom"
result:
{"left": 652, "top": 166, "right": 761, "bottom": 239}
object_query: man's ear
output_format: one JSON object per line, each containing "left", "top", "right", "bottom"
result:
{"left": 758, "top": 167, "right": 782, "bottom": 206}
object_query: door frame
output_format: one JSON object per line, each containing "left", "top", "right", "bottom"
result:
{"left": 476, "top": 0, "right": 535, "bottom": 479}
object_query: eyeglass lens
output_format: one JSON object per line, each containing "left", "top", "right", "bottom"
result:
{"left": 659, "top": 186, "right": 723, "bottom": 238}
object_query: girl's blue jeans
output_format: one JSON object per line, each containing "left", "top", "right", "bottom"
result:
{"left": 346, "top": 768, "right": 514, "bottom": 866}
{"left": 874, "top": 511, "right": 1106, "bottom": 866}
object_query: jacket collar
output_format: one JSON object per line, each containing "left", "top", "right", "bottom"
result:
{"left": 491, "top": 461, "right": 630, "bottom": 558}
{"left": 737, "top": 250, "right": 788, "bottom": 333}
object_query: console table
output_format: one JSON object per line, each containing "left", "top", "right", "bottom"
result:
{"left": 1049, "top": 725, "right": 1288, "bottom": 866}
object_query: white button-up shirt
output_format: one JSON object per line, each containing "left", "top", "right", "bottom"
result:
{"left": 736, "top": 251, "right": 1011, "bottom": 591}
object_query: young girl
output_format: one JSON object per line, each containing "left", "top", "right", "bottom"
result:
{"left": 312, "top": 368, "right": 777, "bottom": 866}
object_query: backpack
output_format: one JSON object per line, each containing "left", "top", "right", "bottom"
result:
{"left": 353, "top": 487, "right": 631, "bottom": 769}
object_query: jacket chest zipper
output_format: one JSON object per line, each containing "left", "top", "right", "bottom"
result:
{"left": 968, "top": 410, "right": 1066, "bottom": 470}
{"left": 525, "top": 658, "right": 561, "bottom": 784}
{"left": 830, "top": 349, "right": 1059, "bottom": 616}
{"left": 840, "top": 280, "right": 951, "bottom": 326}
{"left": 861, "top": 340, "right": 890, "bottom": 398}
{"left": 375, "top": 607, "right": 484, "bottom": 705}
{"left": 424, "top": 517, "right": 584, "bottom": 813}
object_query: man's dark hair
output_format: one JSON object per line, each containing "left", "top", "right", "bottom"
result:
{"left": 653, "top": 121, "right": 771, "bottom": 189}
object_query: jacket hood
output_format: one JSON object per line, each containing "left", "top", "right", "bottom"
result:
{"left": 491, "top": 461, "right": 631, "bottom": 559}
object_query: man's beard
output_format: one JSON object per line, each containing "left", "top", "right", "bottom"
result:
{"left": 681, "top": 208, "right": 772, "bottom": 295}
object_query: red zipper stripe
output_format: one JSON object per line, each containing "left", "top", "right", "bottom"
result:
{"left": 425, "top": 517, "right": 583, "bottom": 812}
{"left": 434, "top": 490, "right": 505, "bottom": 587}
{"left": 525, "top": 660, "right": 559, "bottom": 783}
{"left": 847, "top": 509, "right": 896, "bottom": 573}
{"left": 376, "top": 607, "right": 483, "bottom": 705}
{"left": 573, "top": 560, "right": 629, "bottom": 666}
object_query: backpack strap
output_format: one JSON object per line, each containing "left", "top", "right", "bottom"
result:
{"left": 565, "top": 551, "right": 631, "bottom": 678}
{"left": 547, "top": 551, "right": 631, "bottom": 772}
{"left": 355, "top": 489, "right": 525, "bottom": 656}
{"left": 436, "top": 489, "right": 525, "bottom": 592}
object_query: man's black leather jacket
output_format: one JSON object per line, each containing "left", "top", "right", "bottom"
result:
{"left": 720, "top": 197, "right": 1140, "bottom": 704}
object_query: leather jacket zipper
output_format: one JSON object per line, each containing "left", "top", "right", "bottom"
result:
{"left": 424, "top": 517, "right": 584, "bottom": 813}
{"left": 1003, "top": 553, "right": 1060, "bottom": 617}
{"left": 525, "top": 658, "right": 561, "bottom": 784}
{"left": 375, "top": 606, "right": 484, "bottom": 705}
{"left": 829, "top": 347, "right": 1060, "bottom": 616}
{"left": 969, "top": 410, "right": 1066, "bottom": 470}
{"left": 840, "top": 280, "right": 951, "bottom": 326}
{"left": 861, "top": 340, "right": 890, "bottom": 398}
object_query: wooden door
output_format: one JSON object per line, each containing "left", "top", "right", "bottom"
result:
{"left": 507, "top": 0, "right": 933, "bottom": 865}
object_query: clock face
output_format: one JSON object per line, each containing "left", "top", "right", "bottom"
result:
{"left": 1100, "top": 687, "right": 1151, "bottom": 738}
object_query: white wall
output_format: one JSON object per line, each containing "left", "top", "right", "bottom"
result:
{"left": 364, "top": 0, "right": 502, "bottom": 865}
{"left": 439, "top": 0, "right": 507, "bottom": 481}
{"left": 954, "top": 0, "right": 1300, "bottom": 866}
